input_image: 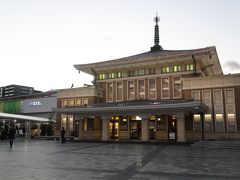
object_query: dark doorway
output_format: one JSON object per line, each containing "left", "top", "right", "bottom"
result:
{"left": 168, "top": 116, "right": 177, "bottom": 141}
{"left": 149, "top": 119, "right": 156, "bottom": 140}
{"left": 130, "top": 120, "right": 141, "bottom": 139}
{"left": 74, "top": 120, "right": 79, "bottom": 137}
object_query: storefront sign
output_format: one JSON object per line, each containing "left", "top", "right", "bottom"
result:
{"left": 29, "top": 101, "right": 42, "bottom": 106}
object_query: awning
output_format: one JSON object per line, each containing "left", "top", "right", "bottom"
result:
{"left": 0, "top": 112, "right": 50, "bottom": 122}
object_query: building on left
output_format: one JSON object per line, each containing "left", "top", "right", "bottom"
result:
{"left": 0, "top": 84, "right": 41, "bottom": 98}
{"left": 0, "top": 86, "right": 57, "bottom": 138}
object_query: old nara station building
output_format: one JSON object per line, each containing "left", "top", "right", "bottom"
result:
{"left": 55, "top": 16, "right": 240, "bottom": 142}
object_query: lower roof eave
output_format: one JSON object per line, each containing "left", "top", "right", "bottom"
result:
{"left": 55, "top": 102, "right": 208, "bottom": 116}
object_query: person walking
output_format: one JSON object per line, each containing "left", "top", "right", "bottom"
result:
{"left": 61, "top": 127, "right": 65, "bottom": 143}
{"left": 8, "top": 126, "right": 16, "bottom": 148}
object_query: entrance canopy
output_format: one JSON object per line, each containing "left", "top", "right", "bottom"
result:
{"left": 0, "top": 112, "right": 50, "bottom": 122}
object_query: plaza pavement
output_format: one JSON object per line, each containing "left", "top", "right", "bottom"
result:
{"left": 0, "top": 139, "right": 240, "bottom": 180}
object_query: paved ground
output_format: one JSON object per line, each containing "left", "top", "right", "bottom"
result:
{"left": 0, "top": 140, "right": 240, "bottom": 180}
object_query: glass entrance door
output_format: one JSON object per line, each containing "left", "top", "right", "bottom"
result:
{"left": 110, "top": 121, "right": 119, "bottom": 139}
{"left": 168, "top": 116, "right": 177, "bottom": 140}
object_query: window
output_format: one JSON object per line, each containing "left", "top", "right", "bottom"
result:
{"left": 213, "top": 89, "right": 224, "bottom": 132}
{"left": 225, "top": 89, "right": 236, "bottom": 132}
{"left": 204, "top": 114, "right": 212, "bottom": 132}
{"left": 111, "top": 73, "right": 115, "bottom": 79}
{"left": 138, "top": 80, "right": 145, "bottom": 100}
{"left": 61, "top": 114, "right": 67, "bottom": 130}
{"left": 62, "top": 100, "right": 67, "bottom": 107}
{"left": 116, "top": 82, "right": 123, "bottom": 101}
{"left": 128, "top": 81, "right": 135, "bottom": 100}
{"left": 128, "top": 70, "right": 135, "bottom": 77}
{"left": 149, "top": 79, "right": 156, "bottom": 99}
{"left": 108, "top": 73, "right": 115, "bottom": 79}
{"left": 193, "top": 114, "right": 201, "bottom": 132}
{"left": 82, "top": 98, "right": 88, "bottom": 105}
{"left": 76, "top": 99, "right": 81, "bottom": 106}
{"left": 148, "top": 68, "right": 156, "bottom": 75}
{"left": 138, "top": 69, "right": 145, "bottom": 76}
{"left": 192, "top": 91, "right": 200, "bottom": 100}
{"left": 87, "top": 118, "right": 94, "bottom": 130}
{"left": 67, "top": 99, "right": 74, "bottom": 106}
{"left": 117, "top": 72, "right": 122, "bottom": 78}
{"left": 161, "top": 77, "right": 170, "bottom": 98}
{"left": 98, "top": 74, "right": 106, "bottom": 80}
{"left": 186, "top": 64, "right": 194, "bottom": 71}
{"left": 173, "top": 76, "right": 182, "bottom": 98}
{"left": 173, "top": 65, "right": 181, "bottom": 72}
{"left": 69, "top": 115, "right": 74, "bottom": 132}
{"left": 202, "top": 90, "right": 212, "bottom": 132}
{"left": 162, "top": 66, "right": 170, "bottom": 73}
{"left": 156, "top": 115, "right": 166, "bottom": 130}
{"left": 107, "top": 83, "right": 113, "bottom": 101}
{"left": 83, "top": 117, "right": 94, "bottom": 131}
{"left": 225, "top": 89, "right": 234, "bottom": 104}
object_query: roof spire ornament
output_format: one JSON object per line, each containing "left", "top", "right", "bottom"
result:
{"left": 151, "top": 13, "right": 163, "bottom": 52}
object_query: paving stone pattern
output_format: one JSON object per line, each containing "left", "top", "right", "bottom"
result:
{"left": 0, "top": 140, "right": 240, "bottom": 180}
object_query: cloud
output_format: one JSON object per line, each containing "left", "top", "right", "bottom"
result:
{"left": 224, "top": 61, "right": 240, "bottom": 70}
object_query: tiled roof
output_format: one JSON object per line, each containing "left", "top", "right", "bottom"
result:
{"left": 74, "top": 46, "right": 216, "bottom": 70}
{"left": 55, "top": 99, "right": 208, "bottom": 116}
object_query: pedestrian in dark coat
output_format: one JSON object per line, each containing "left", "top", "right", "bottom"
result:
{"left": 8, "top": 127, "right": 16, "bottom": 148}
{"left": 61, "top": 127, "right": 65, "bottom": 143}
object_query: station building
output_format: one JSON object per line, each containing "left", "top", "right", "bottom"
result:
{"left": 55, "top": 16, "right": 240, "bottom": 142}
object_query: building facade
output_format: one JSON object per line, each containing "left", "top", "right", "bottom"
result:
{"left": 0, "top": 84, "right": 41, "bottom": 98}
{"left": 0, "top": 91, "right": 57, "bottom": 137}
{"left": 55, "top": 16, "right": 240, "bottom": 142}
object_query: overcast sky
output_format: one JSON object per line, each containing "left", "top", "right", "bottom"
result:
{"left": 0, "top": 0, "right": 240, "bottom": 91}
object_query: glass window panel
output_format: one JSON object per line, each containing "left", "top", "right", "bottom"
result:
{"left": 116, "top": 82, "right": 123, "bottom": 101}
{"left": 204, "top": 114, "right": 212, "bottom": 132}
{"left": 192, "top": 91, "right": 200, "bottom": 100}
{"left": 62, "top": 100, "right": 67, "bottom": 107}
{"left": 67, "top": 99, "right": 74, "bottom": 106}
{"left": 128, "top": 81, "right": 135, "bottom": 100}
{"left": 149, "top": 79, "right": 156, "bottom": 99}
{"left": 76, "top": 99, "right": 81, "bottom": 106}
{"left": 138, "top": 80, "right": 145, "bottom": 100}
{"left": 149, "top": 68, "right": 156, "bottom": 75}
{"left": 61, "top": 115, "right": 67, "bottom": 130}
{"left": 193, "top": 114, "right": 201, "bottom": 132}
{"left": 107, "top": 83, "right": 113, "bottom": 101}
{"left": 82, "top": 98, "right": 88, "bottom": 105}
{"left": 138, "top": 69, "right": 145, "bottom": 76}
{"left": 162, "top": 77, "right": 169, "bottom": 98}
{"left": 173, "top": 76, "right": 181, "bottom": 98}
{"left": 69, "top": 115, "right": 74, "bottom": 132}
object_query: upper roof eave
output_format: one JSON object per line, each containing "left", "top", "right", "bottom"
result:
{"left": 74, "top": 46, "right": 217, "bottom": 75}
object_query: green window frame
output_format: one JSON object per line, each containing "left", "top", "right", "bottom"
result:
{"left": 162, "top": 66, "right": 170, "bottom": 73}
{"left": 174, "top": 65, "right": 181, "bottom": 72}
